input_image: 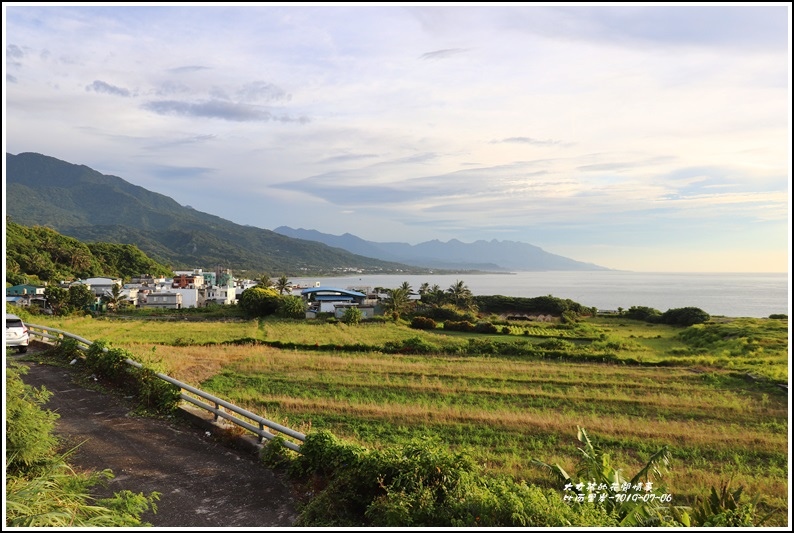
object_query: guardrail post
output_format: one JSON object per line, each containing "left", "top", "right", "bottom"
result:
{"left": 214, "top": 402, "right": 220, "bottom": 421}
{"left": 258, "top": 422, "right": 265, "bottom": 444}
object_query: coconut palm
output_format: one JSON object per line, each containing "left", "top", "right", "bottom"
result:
{"left": 446, "top": 280, "right": 474, "bottom": 310}
{"left": 274, "top": 274, "right": 291, "bottom": 295}
{"left": 382, "top": 286, "right": 413, "bottom": 321}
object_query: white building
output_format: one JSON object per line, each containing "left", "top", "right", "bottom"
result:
{"left": 141, "top": 292, "right": 182, "bottom": 309}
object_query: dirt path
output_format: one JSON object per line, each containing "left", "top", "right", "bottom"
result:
{"left": 11, "top": 351, "right": 299, "bottom": 528}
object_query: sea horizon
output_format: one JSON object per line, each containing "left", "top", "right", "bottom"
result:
{"left": 287, "top": 271, "right": 789, "bottom": 319}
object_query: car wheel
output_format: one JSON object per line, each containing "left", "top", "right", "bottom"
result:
{"left": 18, "top": 346, "right": 28, "bottom": 354}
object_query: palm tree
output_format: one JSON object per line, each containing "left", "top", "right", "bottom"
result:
{"left": 446, "top": 280, "right": 474, "bottom": 309}
{"left": 258, "top": 274, "right": 273, "bottom": 288}
{"left": 103, "top": 283, "right": 125, "bottom": 312}
{"left": 382, "top": 286, "right": 413, "bottom": 321}
{"left": 274, "top": 275, "right": 291, "bottom": 295}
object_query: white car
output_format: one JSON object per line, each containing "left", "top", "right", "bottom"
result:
{"left": 5, "top": 314, "right": 30, "bottom": 353}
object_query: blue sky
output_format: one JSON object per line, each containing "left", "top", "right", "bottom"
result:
{"left": 3, "top": 3, "right": 791, "bottom": 272}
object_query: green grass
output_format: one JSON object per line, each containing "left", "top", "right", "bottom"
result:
{"left": 26, "top": 311, "right": 790, "bottom": 524}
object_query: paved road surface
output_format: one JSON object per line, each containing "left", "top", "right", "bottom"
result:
{"left": 11, "top": 351, "right": 300, "bottom": 528}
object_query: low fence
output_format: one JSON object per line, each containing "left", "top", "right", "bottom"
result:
{"left": 25, "top": 324, "right": 306, "bottom": 453}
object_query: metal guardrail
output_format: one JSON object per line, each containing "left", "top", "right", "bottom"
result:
{"left": 25, "top": 324, "right": 305, "bottom": 453}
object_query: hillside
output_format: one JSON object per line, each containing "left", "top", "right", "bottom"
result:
{"left": 274, "top": 226, "right": 610, "bottom": 272}
{"left": 5, "top": 219, "right": 173, "bottom": 285}
{"left": 5, "top": 152, "right": 437, "bottom": 276}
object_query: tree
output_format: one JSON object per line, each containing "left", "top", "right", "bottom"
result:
{"left": 446, "top": 280, "right": 474, "bottom": 310}
{"left": 382, "top": 286, "right": 413, "bottom": 321}
{"left": 258, "top": 274, "right": 273, "bottom": 288}
{"left": 274, "top": 275, "right": 291, "bottom": 295}
{"left": 102, "top": 283, "right": 126, "bottom": 312}
{"left": 68, "top": 284, "right": 96, "bottom": 312}
{"left": 660, "top": 307, "right": 710, "bottom": 327}
{"left": 239, "top": 287, "right": 281, "bottom": 316}
{"left": 278, "top": 295, "right": 306, "bottom": 318}
{"left": 44, "top": 286, "right": 69, "bottom": 316}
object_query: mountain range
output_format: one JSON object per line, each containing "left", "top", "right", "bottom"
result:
{"left": 5, "top": 152, "right": 608, "bottom": 274}
{"left": 273, "top": 227, "right": 609, "bottom": 272}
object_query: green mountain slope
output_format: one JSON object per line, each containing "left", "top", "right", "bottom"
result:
{"left": 5, "top": 219, "right": 174, "bottom": 285}
{"left": 5, "top": 152, "right": 434, "bottom": 276}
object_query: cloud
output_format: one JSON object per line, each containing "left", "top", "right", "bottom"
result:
{"left": 235, "top": 81, "right": 290, "bottom": 103}
{"left": 143, "top": 134, "right": 217, "bottom": 150}
{"left": 167, "top": 65, "right": 211, "bottom": 74}
{"left": 6, "top": 44, "right": 24, "bottom": 59}
{"left": 142, "top": 99, "right": 310, "bottom": 123}
{"left": 493, "top": 137, "right": 563, "bottom": 146}
{"left": 85, "top": 80, "right": 132, "bottom": 97}
{"left": 317, "top": 153, "right": 380, "bottom": 164}
{"left": 148, "top": 165, "right": 216, "bottom": 181}
{"left": 7, "top": 74, "right": 18, "bottom": 83}
{"left": 420, "top": 48, "right": 468, "bottom": 60}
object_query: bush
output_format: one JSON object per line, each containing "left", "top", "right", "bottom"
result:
{"left": 474, "top": 322, "right": 499, "bottom": 334}
{"left": 239, "top": 287, "right": 281, "bottom": 317}
{"left": 660, "top": 307, "right": 710, "bottom": 327}
{"left": 625, "top": 306, "right": 662, "bottom": 322}
{"left": 5, "top": 363, "right": 160, "bottom": 526}
{"left": 288, "top": 430, "right": 621, "bottom": 527}
{"left": 410, "top": 316, "right": 437, "bottom": 330}
{"left": 277, "top": 295, "right": 306, "bottom": 318}
{"left": 341, "top": 307, "right": 363, "bottom": 325}
{"left": 443, "top": 320, "right": 475, "bottom": 332}
{"left": 82, "top": 342, "right": 180, "bottom": 415}
{"left": 5, "top": 364, "right": 59, "bottom": 473}
{"left": 383, "top": 337, "right": 439, "bottom": 354}
{"left": 416, "top": 305, "right": 477, "bottom": 323}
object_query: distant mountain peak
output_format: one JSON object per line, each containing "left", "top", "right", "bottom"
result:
{"left": 273, "top": 226, "right": 610, "bottom": 272}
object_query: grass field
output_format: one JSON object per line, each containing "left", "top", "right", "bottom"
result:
{"left": 24, "top": 312, "right": 790, "bottom": 524}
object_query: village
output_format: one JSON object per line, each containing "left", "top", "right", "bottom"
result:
{"left": 4, "top": 267, "right": 422, "bottom": 320}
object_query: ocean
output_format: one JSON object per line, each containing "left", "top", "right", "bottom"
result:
{"left": 288, "top": 271, "right": 790, "bottom": 319}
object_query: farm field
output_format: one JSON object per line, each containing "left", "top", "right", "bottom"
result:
{"left": 26, "top": 313, "right": 790, "bottom": 524}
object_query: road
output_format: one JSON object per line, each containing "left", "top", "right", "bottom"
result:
{"left": 10, "top": 347, "right": 300, "bottom": 528}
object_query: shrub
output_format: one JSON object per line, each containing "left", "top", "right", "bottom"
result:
{"left": 341, "top": 307, "right": 363, "bottom": 325}
{"left": 410, "top": 316, "right": 437, "bottom": 330}
{"left": 239, "top": 287, "right": 281, "bottom": 317}
{"left": 288, "top": 430, "right": 621, "bottom": 527}
{"left": 417, "top": 305, "right": 477, "bottom": 323}
{"left": 5, "top": 364, "right": 59, "bottom": 473}
{"left": 277, "top": 295, "right": 306, "bottom": 319}
{"left": 81, "top": 342, "right": 179, "bottom": 415}
{"left": 5, "top": 363, "right": 160, "bottom": 526}
{"left": 625, "top": 306, "right": 662, "bottom": 322}
{"left": 474, "top": 322, "right": 499, "bottom": 334}
{"left": 660, "top": 307, "right": 710, "bottom": 327}
{"left": 383, "top": 337, "right": 439, "bottom": 354}
{"left": 443, "top": 320, "right": 475, "bottom": 332}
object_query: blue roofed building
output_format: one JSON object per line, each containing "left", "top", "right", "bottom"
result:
{"left": 301, "top": 287, "right": 378, "bottom": 318}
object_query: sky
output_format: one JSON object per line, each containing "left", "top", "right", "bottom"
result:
{"left": 3, "top": 2, "right": 791, "bottom": 273}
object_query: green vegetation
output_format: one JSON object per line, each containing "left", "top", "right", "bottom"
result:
{"left": 5, "top": 363, "right": 160, "bottom": 526}
{"left": 5, "top": 218, "right": 173, "bottom": 286}
{"left": 27, "top": 307, "right": 788, "bottom": 526}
